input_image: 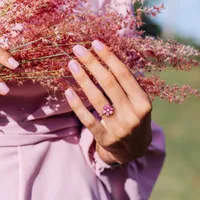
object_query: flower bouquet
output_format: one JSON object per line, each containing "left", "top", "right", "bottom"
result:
{"left": 0, "top": 0, "right": 199, "bottom": 103}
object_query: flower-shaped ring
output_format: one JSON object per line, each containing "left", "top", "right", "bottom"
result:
{"left": 99, "top": 104, "right": 115, "bottom": 117}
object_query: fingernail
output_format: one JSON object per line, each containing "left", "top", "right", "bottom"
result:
{"left": 68, "top": 60, "right": 80, "bottom": 74}
{"left": 8, "top": 57, "right": 19, "bottom": 69}
{"left": 65, "top": 89, "right": 75, "bottom": 101}
{"left": 73, "top": 45, "right": 86, "bottom": 57}
{"left": 92, "top": 40, "right": 104, "bottom": 51}
{"left": 0, "top": 82, "right": 10, "bottom": 95}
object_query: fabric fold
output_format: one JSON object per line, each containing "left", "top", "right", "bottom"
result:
{"left": 0, "top": 126, "right": 79, "bottom": 147}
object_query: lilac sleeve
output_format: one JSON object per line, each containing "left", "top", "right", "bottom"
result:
{"left": 79, "top": 109, "right": 166, "bottom": 200}
{"left": 132, "top": 121, "right": 166, "bottom": 199}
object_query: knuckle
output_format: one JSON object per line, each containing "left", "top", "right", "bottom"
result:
{"left": 117, "top": 65, "right": 130, "bottom": 78}
{"left": 128, "top": 115, "right": 140, "bottom": 127}
{"left": 86, "top": 117, "right": 96, "bottom": 129}
{"left": 82, "top": 53, "right": 95, "bottom": 66}
{"left": 0, "top": 48, "right": 8, "bottom": 59}
{"left": 116, "top": 126, "right": 127, "bottom": 137}
{"left": 123, "top": 121, "right": 141, "bottom": 137}
{"left": 126, "top": 118, "right": 139, "bottom": 130}
{"left": 90, "top": 91, "right": 104, "bottom": 105}
{"left": 102, "top": 50, "right": 112, "bottom": 63}
{"left": 71, "top": 101, "right": 82, "bottom": 111}
{"left": 137, "top": 95, "right": 152, "bottom": 117}
{"left": 76, "top": 71, "right": 87, "bottom": 83}
{"left": 142, "top": 101, "right": 152, "bottom": 114}
{"left": 143, "top": 93, "right": 151, "bottom": 103}
{"left": 133, "top": 118, "right": 141, "bottom": 129}
{"left": 145, "top": 102, "right": 152, "bottom": 113}
{"left": 101, "top": 73, "right": 115, "bottom": 90}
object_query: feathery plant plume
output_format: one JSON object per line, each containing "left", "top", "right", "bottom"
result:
{"left": 0, "top": 0, "right": 199, "bottom": 103}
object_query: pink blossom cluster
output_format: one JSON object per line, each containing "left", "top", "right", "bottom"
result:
{"left": 0, "top": 0, "right": 199, "bottom": 103}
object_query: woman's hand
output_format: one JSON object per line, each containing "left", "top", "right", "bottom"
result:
{"left": 0, "top": 47, "right": 19, "bottom": 95}
{"left": 65, "top": 40, "right": 152, "bottom": 164}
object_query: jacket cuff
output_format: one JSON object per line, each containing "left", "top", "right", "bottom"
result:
{"left": 79, "top": 125, "right": 123, "bottom": 176}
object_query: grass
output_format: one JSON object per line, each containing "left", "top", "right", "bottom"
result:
{"left": 150, "top": 67, "right": 200, "bottom": 200}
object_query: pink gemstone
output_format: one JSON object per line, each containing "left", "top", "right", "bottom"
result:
{"left": 102, "top": 105, "right": 115, "bottom": 117}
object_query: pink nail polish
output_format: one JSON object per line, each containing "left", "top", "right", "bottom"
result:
{"left": 8, "top": 57, "right": 19, "bottom": 69}
{"left": 0, "top": 82, "right": 10, "bottom": 95}
{"left": 65, "top": 89, "right": 75, "bottom": 101}
{"left": 68, "top": 60, "right": 80, "bottom": 74}
{"left": 73, "top": 45, "right": 86, "bottom": 57}
{"left": 92, "top": 40, "right": 104, "bottom": 51}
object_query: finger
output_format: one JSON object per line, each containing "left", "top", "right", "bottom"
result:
{"left": 68, "top": 60, "right": 113, "bottom": 120}
{"left": 0, "top": 78, "right": 10, "bottom": 95}
{"left": 65, "top": 88, "right": 105, "bottom": 143}
{"left": 91, "top": 40, "right": 150, "bottom": 105}
{"left": 0, "top": 46, "right": 19, "bottom": 69}
{"left": 0, "top": 47, "right": 19, "bottom": 95}
{"left": 72, "top": 44, "right": 128, "bottom": 108}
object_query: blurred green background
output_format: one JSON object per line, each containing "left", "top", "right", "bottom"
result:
{"left": 151, "top": 68, "right": 200, "bottom": 200}
{"left": 134, "top": 0, "right": 200, "bottom": 199}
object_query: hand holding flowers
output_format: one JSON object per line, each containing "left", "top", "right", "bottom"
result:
{"left": 65, "top": 40, "right": 152, "bottom": 164}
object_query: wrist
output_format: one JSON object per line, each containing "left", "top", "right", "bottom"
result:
{"left": 96, "top": 143, "right": 121, "bottom": 165}
{"left": 93, "top": 151, "right": 123, "bottom": 173}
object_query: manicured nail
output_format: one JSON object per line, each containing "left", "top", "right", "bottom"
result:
{"left": 8, "top": 57, "right": 19, "bottom": 69}
{"left": 0, "top": 82, "right": 10, "bottom": 95}
{"left": 92, "top": 40, "right": 104, "bottom": 51}
{"left": 65, "top": 89, "right": 75, "bottom": 101}
{"left": 68, "top": 60, "right": 80, "bottom": 74}
{"left": 73, "top": 45, "right": 86, "bottom": 57}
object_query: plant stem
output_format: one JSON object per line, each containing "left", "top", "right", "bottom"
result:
{"left": 11, "top": 41, "right": 91, "bottom": 52}
{"left": 20, "top": 53, "right": 71, "bottom": 62}
{"left": 9, "top": 37, "right": 44, "bottom": 52}
{"left": 3, "top": 75, "right": 73, "bottom": 80}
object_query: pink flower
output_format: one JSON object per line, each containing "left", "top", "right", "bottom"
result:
{"left": 0, "top": 0, "right": 199, "bottom": 103}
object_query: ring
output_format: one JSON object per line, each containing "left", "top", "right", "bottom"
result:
{"left": 99, "top": 104, "right": 115, "bottom": 117}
